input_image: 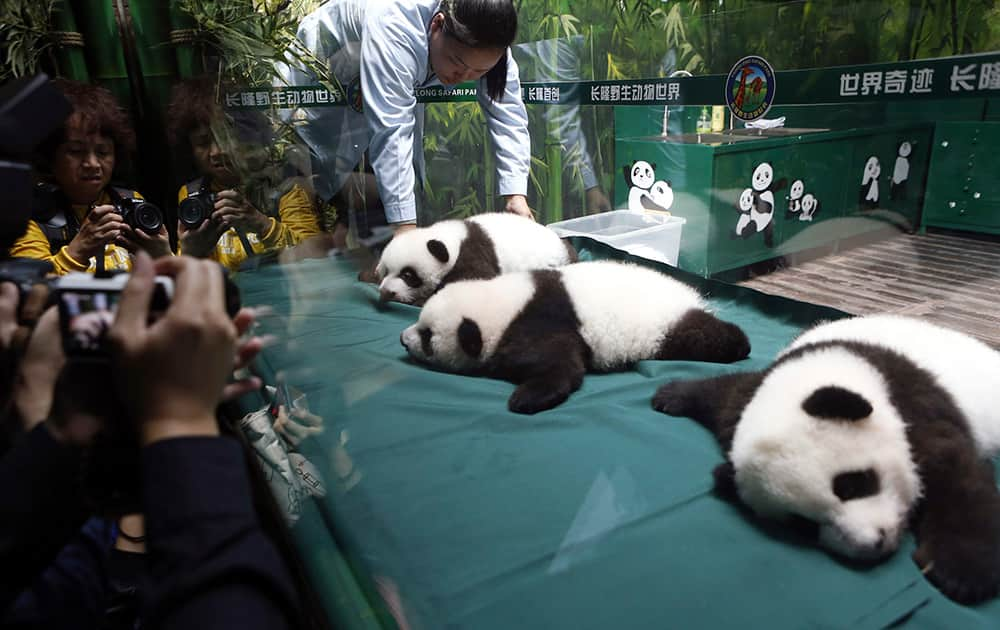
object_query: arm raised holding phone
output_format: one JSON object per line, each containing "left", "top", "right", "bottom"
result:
{"left": 107, "top": 252, "right": 302, "bottom": 629}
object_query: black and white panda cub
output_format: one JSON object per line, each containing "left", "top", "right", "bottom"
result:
{"left": 652, "top": 314, "right": 1000, "bottom": 604}
{"left": 401, "top": 261, "right": 751, "bottom": 414}
{"left": 376, "top": 212, "right": 577, "bottom": 305}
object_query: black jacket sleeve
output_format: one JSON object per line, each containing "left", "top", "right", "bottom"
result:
{"left": 0, "top": 423, "right": 87, "bottom": 612}
{"left": 140, "top": 436, "right": 300, "bottom": 629}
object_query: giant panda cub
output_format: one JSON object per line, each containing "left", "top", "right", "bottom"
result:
{"left": 401, "top": 260, "right": 751, "bottom": 414}
{"left": 375, "top": 212, "right": 577, "bottom": 305}
{"left": 651, "top": 314, "right": 1000, "bottom": 604}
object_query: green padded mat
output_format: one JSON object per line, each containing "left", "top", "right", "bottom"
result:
{"left": 235, "top": 239, "right": 1000, "bottom": 629}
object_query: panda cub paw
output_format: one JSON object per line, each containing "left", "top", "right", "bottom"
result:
{"left": 508, "top": 379, "right": 573, "bottom": 415}
{"left": 914, "top": 539, "right": 1000, "bottom": 604}
{"left": 913, "top": 507, "right": 1000, "bottom": 605}
{"left": 651, "top": 381, "right": 696, "bottom": 417}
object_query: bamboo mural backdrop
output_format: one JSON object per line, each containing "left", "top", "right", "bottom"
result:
{"left": 2, "top": 1, "right": 999, "bottom": 223}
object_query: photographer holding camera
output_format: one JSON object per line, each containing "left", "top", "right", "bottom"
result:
{"left": 167, "top": 78, "right": 322, "bottom": 272}
{"left": 0, "top": 253, "right": 305, "bottom": 629}
{"left": 7, "top": 79, "right": 172, "bottom": 274}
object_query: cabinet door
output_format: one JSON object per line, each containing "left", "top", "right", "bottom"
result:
{"left": 881, "top": 128, "right": 932, "bottom": 230}
{"left": 921, "top": 122, "right": 1000, "bottom": 233}
{"left": 709, "top": 147, "right": 797, "bottom": 273}
{"left": 775, "top": 138, "right": 851, "bottom": 253}
{"left": 953, "top": 124, "right": 1000, "bottom": 233}
{"left": 847, "top": 131, "right": 924, "bottom": 235}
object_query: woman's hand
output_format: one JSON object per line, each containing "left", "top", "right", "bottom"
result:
{"left": 178, "top": 217, "right": 228, "bottom": 258}
{"left": 119, "top": 223, "right": 173, "bottom": 258}
{"left": 221, "top": 307, "right": 268, "bottom": 402}
{"left": 14, "top": 306, "right": 65, "bottom": 432}
{"left": 66, "top": 204, "right": 125, "bottom": 262}
{"left": 502, "top": 194, "right": 535, "bottom": 221}
{"left": 212, "top": 190, "right": 272, "bottom": 234}
{"left": 585, "top": 186, "right": 612, "bottom": 214}
{"left": 109, "top": 253, "right": 237, "bottom": 445}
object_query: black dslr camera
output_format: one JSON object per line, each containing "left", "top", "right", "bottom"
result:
{"left": 0, "top": 257, "right": 55, "bottom": 305}
{"left": 108, "top": 188, "right": 163, "bottom": 235}
{"left": 177, "top": 178, "right": 215, "bottom": 229}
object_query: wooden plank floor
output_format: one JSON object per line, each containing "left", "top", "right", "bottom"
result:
{"left": 737, "top": 231, "right": 1000, "bottom": 348}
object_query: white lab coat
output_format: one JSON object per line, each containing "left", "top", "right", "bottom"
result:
{"left": 279, "top": 0, "right": 531, "bottom": 223}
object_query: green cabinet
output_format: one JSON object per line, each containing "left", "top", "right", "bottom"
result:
{"left": 614, "top": 123, "right": 933, "bottom": 277}
{"left": 923, "top": 122, "right": 1000, "bottom": 235}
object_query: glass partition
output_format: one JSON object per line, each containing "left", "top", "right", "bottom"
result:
{"left": 5, "top": 1, "right": 1000, "bottom": 628}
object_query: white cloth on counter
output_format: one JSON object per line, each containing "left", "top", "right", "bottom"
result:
{"left": 745, "top": 117, "right": 786, "bottom": 129}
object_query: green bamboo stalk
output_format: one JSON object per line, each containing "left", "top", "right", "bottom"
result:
{"left": 69, "top": 0, "right": 130, "bottom": 103}
{"left": 50, "top": 0, "right": 89, "bottom": 80}
{"left": 168, "top": 0, "right": 201, "bottom": 78}
{"left": 544, "top": 0, "right": 565, "bottom": 223}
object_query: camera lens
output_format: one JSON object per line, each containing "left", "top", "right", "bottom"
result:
{"left": 130, "top": 201, "right": 163, "bottom": 234}
{"left": 178, "top": 195, "right": 211, "bottom": 229}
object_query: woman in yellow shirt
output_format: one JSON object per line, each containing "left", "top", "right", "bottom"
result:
{"left": 167, "top": 78, "right": 322, "bottom": 271}
{"left": 9, "top": 79, "right": 171, "bottom": 274}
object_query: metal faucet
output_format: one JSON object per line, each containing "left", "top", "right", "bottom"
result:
{"left": 662, "top": 70, "right": 693, "bottom": 136}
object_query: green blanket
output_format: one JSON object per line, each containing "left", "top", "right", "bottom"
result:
{"left": 236, "top": 239, "right": 1000, "bottom": 629}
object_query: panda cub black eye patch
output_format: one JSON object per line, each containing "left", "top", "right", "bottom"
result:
{"left": 832, "top": 468, "right": 880, "bottom": 502}
{"left": 419, "top": 328, "right": 434, "bottom": 356}
{"left": 399, "top": 267, "right": 423, "bottom": 288}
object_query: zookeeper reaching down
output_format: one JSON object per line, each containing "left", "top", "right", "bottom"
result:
{"left": 279, "top": 0, "right": 533, "bottom": 245}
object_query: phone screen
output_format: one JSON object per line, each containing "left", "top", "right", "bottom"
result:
{"left": 57, "top": 288, "right": 121, "bottom": 359}
{"left": 56, "top": 278, "right": 171, "bottom": 360}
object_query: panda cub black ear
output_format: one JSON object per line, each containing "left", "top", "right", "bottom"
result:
{"left": 458, "top": 318, "right": 483, "bottom": 358}
{"left": 802, "top": 386, "right": 873, "bottom": 421}
{"left": 427, "top": 239, "right": 450, "bottom": 263}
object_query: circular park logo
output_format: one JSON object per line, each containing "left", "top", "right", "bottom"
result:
{"left": 725, "top": 56, "right": 776, "bottom": 122}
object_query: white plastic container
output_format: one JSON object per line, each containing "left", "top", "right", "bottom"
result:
{"left": 547, "top": 210, "right": 686, "bottom": 267}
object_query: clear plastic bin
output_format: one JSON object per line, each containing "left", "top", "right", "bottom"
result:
{"left": 547, "top": 210, "right": 686, "bottom": 267}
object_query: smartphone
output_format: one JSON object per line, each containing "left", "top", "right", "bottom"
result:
{"left": 269, "top": 379, "right": 294, "bottom": 419}
{"left": 54, "top": 272, "right": 173, "bottom": 361}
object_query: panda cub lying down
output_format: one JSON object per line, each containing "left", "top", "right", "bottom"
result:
{"left": 401, "top": 260, "right": 751, "bottom": 414}
{"left": 652, "top": 314, "right": 1000, "bottom": 604}
{"left": 375, "top": 212, "right": 577, "bottom": 305}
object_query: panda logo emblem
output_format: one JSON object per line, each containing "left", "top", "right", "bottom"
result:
{"left": 860, "top": 156, "right": 881, "bottom": 209}
{"left": 624, "top": 160, "right": 674, "bottom": 213}
{"left": 891, "top": 141, "right": 912, "bottom": 201}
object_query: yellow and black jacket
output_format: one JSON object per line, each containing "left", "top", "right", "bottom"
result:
{"left": 177, "top": 180, "right": 321, "bottom": 271}
{"left": 9, "top": 187, "right": 143, "bottom": 275}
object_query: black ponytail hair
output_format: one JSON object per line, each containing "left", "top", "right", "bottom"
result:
{"left": 438, "top": 0, "right": 518, "bottom": 101}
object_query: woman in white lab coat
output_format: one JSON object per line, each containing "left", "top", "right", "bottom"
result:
{"left": 281, "top": 0, "right": 533, "bottom": 241}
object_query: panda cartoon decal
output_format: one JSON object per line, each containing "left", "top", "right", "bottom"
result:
{"left": 891, "top": 141, "right": 912, "bottom": 201}
{"left": 860, "top": 156, "right": 881, "bottom": 209}
{"left": 648, "top": 180, "right": 674, "bottom": 212}
{"left": 734, "top": 162, "right": 784, "bottom": 247}
{"left": 734, "top": 187, "right": 755, "bottom": 238}
{"left": 785, "top": 179, "right": 820, "bottom": 222}
{"left": 751, "top": 163, "right": 785, "bottom": 219}
{"left": 786, "top": 179, "right": 804, "bottom": 216}
{"left": 799, "top": 193, "right": 820, "bottom": 221}
{"left": 624, "top": 160, "right": 673, "bottom": 213}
